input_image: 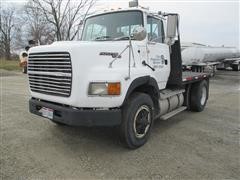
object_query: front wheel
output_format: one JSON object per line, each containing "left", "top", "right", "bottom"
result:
{"left": 120, "top": 93, "right": 154, "bottom": 149}
{"left": 52, "top": 120, "right": 66, "bottom": 126}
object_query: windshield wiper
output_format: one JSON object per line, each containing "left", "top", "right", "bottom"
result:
{"left": 95, "top": 36, "right": 112, "bottom": 41}
{"left": 95, "top": 35, "right": 136, "bottom": 41}
{"left": 114, "top": 36, "right": 136, "bottom": 41}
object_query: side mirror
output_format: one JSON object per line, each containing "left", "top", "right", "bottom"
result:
{"left": 166, "top": 14, "right": 178, "bottom": 45}
{"left": 132, "top": 26, "right": 147, "bottom": 41}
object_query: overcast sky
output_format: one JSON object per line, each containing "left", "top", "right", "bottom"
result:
{"left": 2, "top": 0, "right": 240, "bottom": 48}
{"left": 98, "top": 0, "right": 239, "bottom": 48}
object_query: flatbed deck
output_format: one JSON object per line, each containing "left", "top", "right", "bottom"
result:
{"left": 182, "top": 71, "right": 210, "bottom": 84}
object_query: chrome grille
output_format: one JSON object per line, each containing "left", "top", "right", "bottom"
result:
{"left": 28, "top": 52, "right": 72, "bottom": 97}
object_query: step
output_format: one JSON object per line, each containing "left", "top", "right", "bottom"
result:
{"left": 159, "top": 106, "right": 187, "bottom": 120}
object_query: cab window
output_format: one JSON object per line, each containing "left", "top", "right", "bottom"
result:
{"left": 84, "top": 24, "right": 107, "bottom": 41}
{"left": 117, "top": 25, "right": 141, "bottom": 37}
{"left": 147, "top": 16, "right": 164, "bottom": 43}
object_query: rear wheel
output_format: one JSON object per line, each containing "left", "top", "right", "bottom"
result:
{"left": 189, "top": 80, "right": 208, "bottom": 112}
{"left": 120, "top": 93, "right": 154, "bottom": 149}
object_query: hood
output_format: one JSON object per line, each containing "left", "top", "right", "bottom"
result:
{"left": 29, "top": 40, "right": 144, "bottom": 69}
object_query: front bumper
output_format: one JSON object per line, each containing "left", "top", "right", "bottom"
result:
{"left": 29, "top": 98, "right": 121, "bottom": 127}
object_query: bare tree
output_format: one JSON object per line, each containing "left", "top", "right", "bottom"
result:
{"left": 0, "top": 6, "right": 16, "bottom": 59}
{"left": 23, "top": 1, "right": 55, "bottom": 45}
{"left": 29, "top": 0, "right": 96, "bottom": 41}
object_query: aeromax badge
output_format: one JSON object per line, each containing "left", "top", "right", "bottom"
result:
{"left": 99, "top": 52, "right": 121, "bottom": 58}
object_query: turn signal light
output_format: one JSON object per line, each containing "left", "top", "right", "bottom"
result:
{"left": 108, "top": 82, "right": 121, "bottom": 95}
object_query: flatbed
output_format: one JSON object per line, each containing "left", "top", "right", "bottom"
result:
{"left": 182, "top": 71, "right": 210, "bottom": 84}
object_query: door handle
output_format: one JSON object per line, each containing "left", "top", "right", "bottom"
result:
{"left": 161, "top": 55, "right": 168, "bottom": 65}
{"left": 165, "top": 60, "right": 168, "bottom": 65}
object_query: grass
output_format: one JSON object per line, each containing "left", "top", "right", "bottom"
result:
{"left": 0, "top": 59, "right": 21, "bottom": 71}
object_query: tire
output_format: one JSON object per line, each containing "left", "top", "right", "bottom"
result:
{"left": 189, "top": 80, "right": 208, "bottom": 112}
{"left": 210, "top": 65, "right": 216, "bottom": 77}
{"left": 120, "top": 93, "right": 154, "bottom": 149}
{"left": 232, "top": 64, "right": 240, "bottom": 71}
{"left": 52, "top": 120, "right": 66, "bottom": 126}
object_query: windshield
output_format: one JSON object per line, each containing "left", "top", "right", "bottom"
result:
{"left": 81, "top": 11, "right": 143, "bottom": 41}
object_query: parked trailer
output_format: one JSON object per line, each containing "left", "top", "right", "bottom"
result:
{"left": 181, "top": 42, "right": 240, "bottom": 74}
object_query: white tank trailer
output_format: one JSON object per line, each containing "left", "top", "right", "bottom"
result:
{"left": 181, "top": 42, "right": 240, "bottom": 73}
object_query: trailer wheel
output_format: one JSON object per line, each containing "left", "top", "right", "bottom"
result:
{"left": 120, "top": 93, "right": 154, "bottom": 149}
{"left": 210, "top": 65, "right": 217, "bottom": 77}
{"left": 189, "top": 80, "right": 208, "bottom": 112}
{"left": 232, "top": 64, "right": 240, "bottom": 71}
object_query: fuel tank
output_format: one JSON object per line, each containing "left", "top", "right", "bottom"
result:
{"left": 159, "top": 93, "right": 184, "bottom": 116}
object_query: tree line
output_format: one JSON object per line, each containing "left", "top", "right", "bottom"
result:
{"left": 0, "top": 0, "right": 96, "bottom": 60}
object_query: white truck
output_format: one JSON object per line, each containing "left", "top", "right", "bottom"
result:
{"left": 28, "top": 2, "right": 210, "bottom": 149}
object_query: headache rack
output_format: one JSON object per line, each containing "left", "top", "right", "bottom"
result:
{"left": 28, "top": 52, "right": 72, "bottom": 97}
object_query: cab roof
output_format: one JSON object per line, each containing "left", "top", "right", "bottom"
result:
{"left": 86, "top": 7, "right": 164, "bottom": 20}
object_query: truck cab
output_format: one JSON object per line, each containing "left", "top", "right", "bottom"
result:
{"left": 28, "top": 5, "right": 210, "bottom": 149}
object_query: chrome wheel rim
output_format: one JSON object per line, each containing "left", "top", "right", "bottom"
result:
{"left": 200, "top": 86, "right": 207, "bottom": 106}
{"left": 133, "top": 105, "right": 151, "bottom": 139}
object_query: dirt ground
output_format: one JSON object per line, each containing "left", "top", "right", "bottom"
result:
{"left": 0, "top": 69, "right": 239, "bottom": 179}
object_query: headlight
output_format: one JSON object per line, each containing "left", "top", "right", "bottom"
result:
{"left": 88, "top": 82, "right": 121, "bottom": 96}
